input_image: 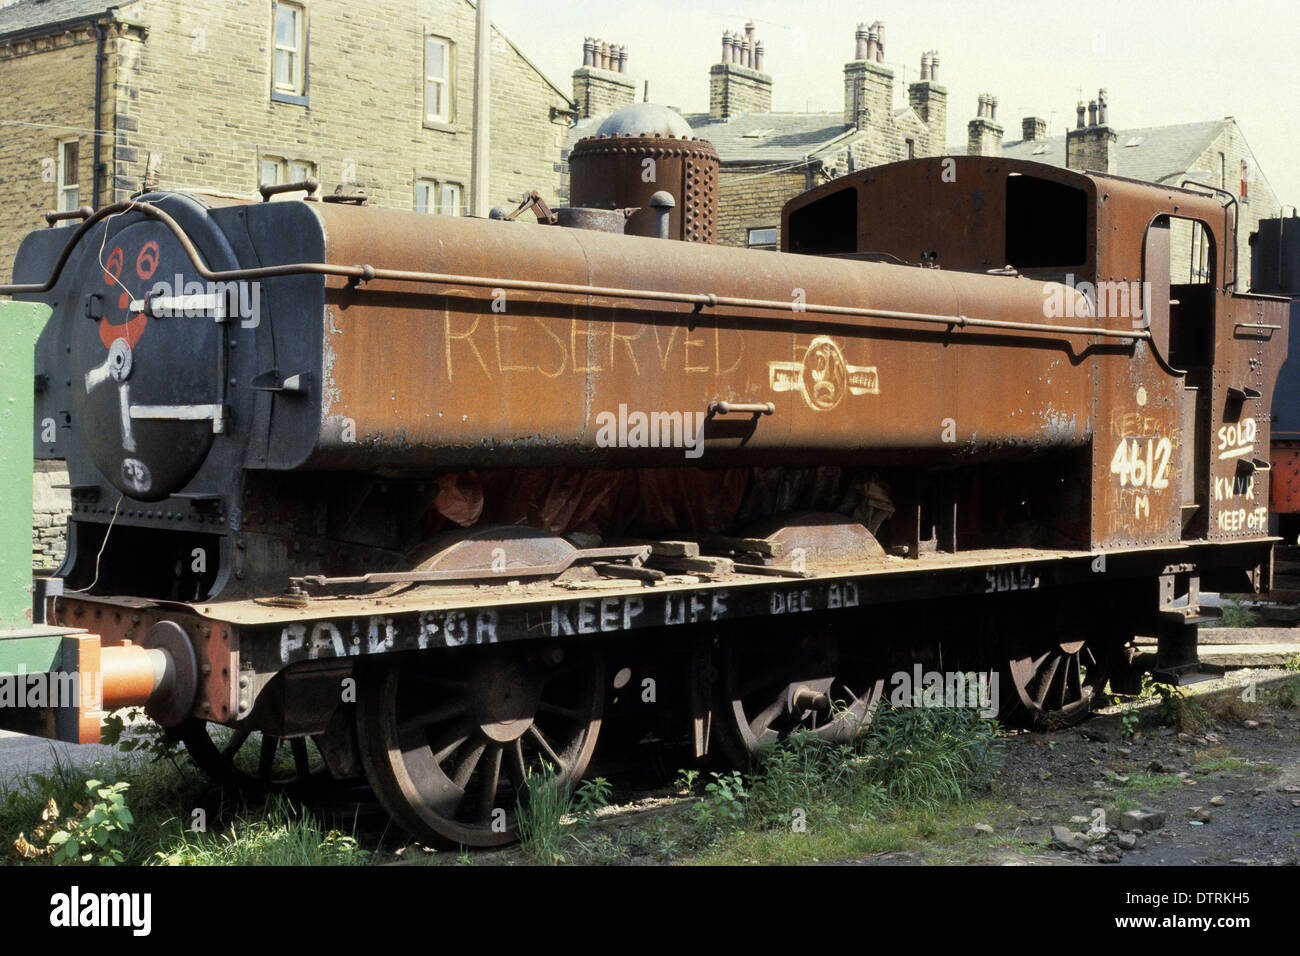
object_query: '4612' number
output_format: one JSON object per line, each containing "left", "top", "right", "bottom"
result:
{"left": 1110, "top": 437, "right": 1172, "bottom": 489}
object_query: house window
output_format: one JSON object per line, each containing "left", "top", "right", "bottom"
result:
{"left": 57, "top": 139, "right": 80, "bottom": 216}
{"left": 272, "top": 2, "right": 307, "bottom": 103}
{"left": 905, "top": 138, "right": 915, "bottom": 160}
{"left": 425, "top": 36, "right": 452, "bottom": 124}
{"left": 415, "top": 178, "right": 463, "bottom": 215}
{"left": 259, "top": 156, "right": 316, "bottom": 196}
{"left": 747, "top": 227, "right": 778, "bottom": 251}
{"left": 1217, "top": 152, "right": 1226, "bottom": 189}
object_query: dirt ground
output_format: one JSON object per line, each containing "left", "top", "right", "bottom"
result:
{"left": 547, "top": 665, "right": 1300, "bottom": 867}
{"left": 986, "top": 668, "right": 1300, "bottom": 866}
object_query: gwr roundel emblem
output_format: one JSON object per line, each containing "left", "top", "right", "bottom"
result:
{"left": 768, "top": 336, "right": 880, "bottom": 411}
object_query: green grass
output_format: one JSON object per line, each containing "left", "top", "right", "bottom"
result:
{"left": 1120, "top": 773, "right": 1184, "bottom": 791}
{"left": 1, "top": 741, "right": 368, "bottom": 867}
{"left": 1272, "top": 676, "right": 1300, "bottom": 710}
{"left": 1195, "top": 752, "right": 1251, "bottom": 774}
{"left": 516, "top": 766, "right": 570, "bottom": 865}
{"left": 153, "top": 796, "right": 368, "bottom": 866}
{"left": 1218, "top": 597, "right": 1257, "bottom": 629}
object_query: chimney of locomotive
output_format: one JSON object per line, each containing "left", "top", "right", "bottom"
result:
{"left": 966, "top": 93, "right": 1003, "bottom": 156}
{"left": 572, "top": 36, "right": 636, "bottom": 120}
{"left": 844, "top": 20, "right": 894, "bottom": 130}
{"left": 908, "top": 49, "right": 947, "bottom": 152}
{"left": 1066, "top": 88, "right": 1117, "bottom": 173}
{"left": 1021, "top": 116, "right": 1047, "bottom": 141}
{"left": 567, "top": 103, "right": 719, "bottom": 242}
{"left": 709, "top": 22, "right": 773, "bottom": 119}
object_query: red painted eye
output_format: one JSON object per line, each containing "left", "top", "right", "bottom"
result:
{"left": 136, "top": 241, "right": 160, "bottom": 280}
{"left": 104, "top": 246, "right": 123, "bottom": 285}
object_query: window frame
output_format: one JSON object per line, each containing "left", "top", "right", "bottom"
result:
{"left": 259, "top": 155, "right": 317, "bottom": 197}
{"left": 56, "top": 138, "right": 80, "bottom": 216}
{"left": 747, "top": 226, "right": 779, "bottom": 251}
{"left": 271, "top": 1, "right": 309, "bottom": 106}
{"left": 415, "top": 177, "right": 464, "bottom": 215}
{"left": 424, "top": 34, "right": 454, "bottom": 128}
{"left": 438, "top": 181, "right": 462, "bottom": 216}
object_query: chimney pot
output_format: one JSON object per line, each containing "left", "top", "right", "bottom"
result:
{"left": 1097, "top": 88, "right": 1108, "bottom": 125}
{"left": 855, "top": 24, "right": 868, "bottom": 60}
{"left": 754, "top": 40, "right": 764, "bottom": 72}
{"left": 1076, "top": 101, "right": 1086, "bottom": 128}
{"left": 721, "top": 31, "right": 730, "bottom": 63}
{"left": 930, "top": 51, "right": 939, "bottom": 83}
{"left": 874, "top": 21, "right": 885, "bottom": 61}
{"left": 1088, "top": 99, "right": 1098, "bottom": 126}
{"left": 919, "top": 53, "right": 930, "bottom": 81}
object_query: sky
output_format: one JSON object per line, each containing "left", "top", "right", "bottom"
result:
{"left": 491, "top": 0, "right": 1300, "bottom": 207}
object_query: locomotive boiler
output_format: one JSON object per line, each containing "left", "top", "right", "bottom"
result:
{"left": 1, "top": 109, "right": 1287, "bottom": 845}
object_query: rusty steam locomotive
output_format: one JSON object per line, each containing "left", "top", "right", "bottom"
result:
{"left": 2, "top": 104, "right": 1287, "bottom": 845}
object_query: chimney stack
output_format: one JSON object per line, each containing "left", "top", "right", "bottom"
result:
{"left": 967, "top": 93, "right": 1003, "bottom": 156}
{"left": 908, "top": 48, "right": 947, "bottom": 153}
{"left": 844, "top": 21, "right": 894, "bottom": 130}
{"left": 709, "top": 23, "right": 773, "bottom": 119}
{"left": 1021, "top": 116, "right": 1047, "bottom": 141}
{"left": 572, "top": 36, "right": 636, "bottom": 119}
{"left": 1066, "top": 89, "right": 1117, "bottom": 173}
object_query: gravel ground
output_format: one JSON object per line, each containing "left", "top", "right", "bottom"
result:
{"left": 989, "top": 668, "right": 1300, "bottom": 866}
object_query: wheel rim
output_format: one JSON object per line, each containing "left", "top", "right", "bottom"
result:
{"left": 1007, "top": 633, "right": 1110, "bottom": 728}
{"left": 179, "top": 719, "right": 334, "bottom": 794}
{"left": 357, "top": 647, "right": 603, "bottom": 847}
{"left": 715, "top": 633, "right": 884, "bottom": 765}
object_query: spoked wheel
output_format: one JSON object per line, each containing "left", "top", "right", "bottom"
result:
{"left": 178, "top": 719, "right": 338, "bottom": 795}
{"left": 1005, "top": 625, "right": 1113, "bottom": 729}
{"left": 356, "top": 646, "right": 603, "bottom": 847}
{"left": 713, "top": 628, "right": 886, "bottom": 767}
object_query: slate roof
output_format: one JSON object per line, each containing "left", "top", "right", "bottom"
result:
{"left": 567, "top": 110, "right": 860, "bottom": 166}
{"left": 0, "top": 0, "right": 127, "bottom": 38}
{"left": 995, "top": 118, "right": 1231, "bottom": 184}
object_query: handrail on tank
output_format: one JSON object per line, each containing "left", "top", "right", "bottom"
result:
{"left": 0, "top": 199, "right": 1152, "bottom": 343}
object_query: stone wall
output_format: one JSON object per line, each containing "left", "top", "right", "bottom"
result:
{"left": 32, "top": 461, "right": 69, "bottom": 571}
{"left": 0, "top": 26, "right": 102, "bottom": 278}
{"left": 0, "top": 0, "right": 572, "bottom": 271}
